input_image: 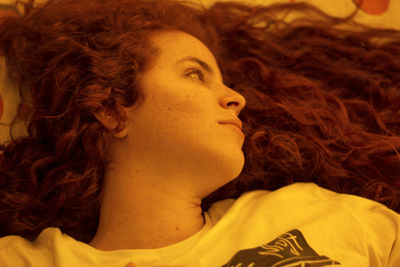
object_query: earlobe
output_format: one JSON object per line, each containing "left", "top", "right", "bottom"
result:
{"left": 94, "top": 109, "right": 128, "bottom": 139}
{"left": 94, "top": 110, "right": 117, "bottom": 131}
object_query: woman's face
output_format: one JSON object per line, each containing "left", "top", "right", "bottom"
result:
{"left": 111, "top": 30, "right": 246, "bottom": 197}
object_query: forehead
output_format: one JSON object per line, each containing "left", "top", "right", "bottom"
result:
{"left": 147, "top": 30, "right": 220, "bottom": 71}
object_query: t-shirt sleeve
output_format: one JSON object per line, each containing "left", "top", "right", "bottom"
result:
{"left": 369, "top": 205, "right": 400, "bottom": 267}
{"left": 0, "top": 234, "right": 53, "bottom": 267}
{"left": 387, "top": 217, "right": 400, "bottom": 267}
{"left": 360, "top": 203, "right": 400, "bottom": 267}
{"left": 317, "top": 185, "right": 400, "bottom": 266}
{"left": 0, "top": 235, "right": 28, "bottom": 267}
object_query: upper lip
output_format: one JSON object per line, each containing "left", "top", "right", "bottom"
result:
{"left": 219, "top": 118, "right": 243, "bottom": 130}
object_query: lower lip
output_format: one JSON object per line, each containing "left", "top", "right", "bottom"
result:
{"left": 224, "top": 124, "right": 245, "bottom": 139}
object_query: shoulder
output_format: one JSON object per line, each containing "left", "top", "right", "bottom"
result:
{"left": 236, "top": 182, "right": 400, "bottom": 231}
{"left": 241, "top": 182, "right": 397, "bottom": 212}
{"left": 246, "top": 182, "right": 400, "bottom": 237}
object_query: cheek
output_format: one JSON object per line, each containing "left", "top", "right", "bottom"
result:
{"left": 147, "top": 82, "right": 207, "bottom": 114}
{"left": 165, "top": 91, "right": 214, "bottom": 124}
{"left": 137, "top": 77, "right": 217, "bottom": 135}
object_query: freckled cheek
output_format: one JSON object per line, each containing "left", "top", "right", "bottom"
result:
{"left": 149, "top": 88, "right": 216, "bottom": 132}
{"left": 170, "top": 94, "right": 210, "bottom": 121}
{"left": 156, "top": 104, "right": 208, "bottom": 140}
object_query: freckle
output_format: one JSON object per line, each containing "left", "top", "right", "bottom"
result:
{"left": 176, "top": 226, "right": 179, "bottom": 231}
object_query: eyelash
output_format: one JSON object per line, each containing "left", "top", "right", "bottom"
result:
{"left": 185, "top": 68, "right": 205, "bottom": 82}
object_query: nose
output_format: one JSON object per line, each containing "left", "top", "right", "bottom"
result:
{"left": 220, "top": 86, "right": 247, "bottom": 115}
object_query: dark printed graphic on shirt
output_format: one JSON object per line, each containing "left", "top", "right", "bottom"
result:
{"left": 221, "top": 229, "right": 341, "bottom": 267}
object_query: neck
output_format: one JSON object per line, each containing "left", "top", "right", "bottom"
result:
{"left": 88, "top": 172, "right": 206, "bottom": 250}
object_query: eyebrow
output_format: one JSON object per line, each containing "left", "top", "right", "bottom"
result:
{"left": 175, "top": 56, "right": 214, "bottom": 76}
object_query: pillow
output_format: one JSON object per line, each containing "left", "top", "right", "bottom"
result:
{"left": 0, "top": 1, "right": 25, "bottom": 143}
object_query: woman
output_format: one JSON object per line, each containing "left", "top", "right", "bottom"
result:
{"left": 0, "top": 0, "right": 398, "bottom": 266}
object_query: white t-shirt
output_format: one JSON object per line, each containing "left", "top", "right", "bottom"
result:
{"left": 1, "top": 182, "right": 399, "bottom": 266}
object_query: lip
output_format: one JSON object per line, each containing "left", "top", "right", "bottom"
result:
{"left": 219, "top": 119, "right": 245, "bottom": 138}
{"left": 219, "top": 119, "right": 243, "bottom": 130}
{"left": 224, "top": 124, "right": 245, "bottom": 138}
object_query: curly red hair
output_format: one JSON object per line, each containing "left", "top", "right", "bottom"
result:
{"left": 0, "top": 0, "right": 399, "bottom": 243}
{"left": 202, "top": 1, "right": 400, "bottom": 211}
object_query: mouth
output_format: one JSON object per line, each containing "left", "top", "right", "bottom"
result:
{"left": 220, "top": 123, "right": 245, "bottom": 139}
{"left": 218, "top": 119, "right": 243, "bottom": 130}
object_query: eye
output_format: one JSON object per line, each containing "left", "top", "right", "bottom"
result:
{"left": 185, "top": 68, "right": 205, "bottom": 82}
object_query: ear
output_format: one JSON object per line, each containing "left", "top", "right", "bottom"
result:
{"left": 94, "top": 109, "right": 128, "bottom": 139}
